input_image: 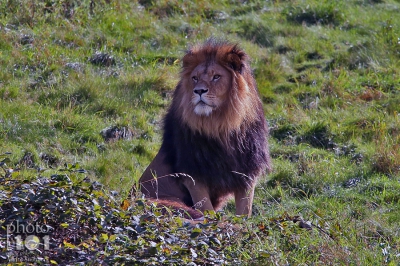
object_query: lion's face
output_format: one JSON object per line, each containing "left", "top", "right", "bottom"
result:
{"left": 173, "top": 39, "right": 262, "bottom": 139}
{"left": 189, "top": 63, "right": 231, "bottom": 116}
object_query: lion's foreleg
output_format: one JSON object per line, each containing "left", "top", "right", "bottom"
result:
{"left": 234, "top": 184, "right": 256, "bottom": 217}
{"left": 182, "top": 177, "right": 214, "bottom": 212}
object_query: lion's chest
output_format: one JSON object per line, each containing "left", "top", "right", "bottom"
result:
{"left": 170, "top": 129, "right": 265, "bottom": 191}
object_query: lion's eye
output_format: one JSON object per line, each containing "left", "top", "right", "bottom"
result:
{"left": 213, "top": 75, "right": 221, "bottom": 81}
{"left": 192, "top": 76, "right": 198, "bottom": 83}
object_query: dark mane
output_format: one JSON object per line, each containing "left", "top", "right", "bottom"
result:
{"left": 161, "top": 106, "right": 270, "bottom": 209}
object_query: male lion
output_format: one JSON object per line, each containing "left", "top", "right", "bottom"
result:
{"left": 137, "top": 39, "right": 271, "bottom": 220}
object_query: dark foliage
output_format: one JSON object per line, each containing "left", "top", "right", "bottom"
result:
{"left": 89, "top": 52, "right": 116, "bottom": 67}
{"left": 0, "top": 155, "right": 282, "bottom": 265}
{"left": 101, "top": 126, "right": 134, "bottom": 142}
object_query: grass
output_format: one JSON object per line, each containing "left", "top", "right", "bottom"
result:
{"left": 0, "top": 0, "right": 399, "bottom": 264}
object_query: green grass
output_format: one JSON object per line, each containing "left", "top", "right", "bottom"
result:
{"left": 1, "top": 0, "right": 399, "bottom": 264}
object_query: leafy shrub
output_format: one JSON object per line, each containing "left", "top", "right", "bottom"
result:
{"left": 0, "top": 156, "right": 280, "bottom": 264}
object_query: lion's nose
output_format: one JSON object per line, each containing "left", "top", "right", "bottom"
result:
{"left": 194, "top": 88, "right": 208, "bottom": 96}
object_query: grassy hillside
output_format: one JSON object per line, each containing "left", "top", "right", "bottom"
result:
{"left": 1, "top": 0, "right": 399, "bottom": 264}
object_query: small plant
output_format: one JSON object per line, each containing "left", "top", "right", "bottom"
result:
{"left": 372, "top": 137, "right": 400, "bottom": 175}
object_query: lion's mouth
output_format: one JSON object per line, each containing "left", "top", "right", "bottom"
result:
{"left": 193, "top": 100, "right": 215, "bottom": 116}
{"left": 196, "top": 99, "right": 215, "bottom": 108}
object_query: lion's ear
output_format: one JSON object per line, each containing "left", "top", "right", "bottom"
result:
{"left": 226, "top": 49, "right": 246, "bottom": 74}
{"left": 182, "top": 50, "right": 194, "bottom": 68}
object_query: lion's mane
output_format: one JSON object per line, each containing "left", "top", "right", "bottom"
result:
{"left": 157, "top": 39, "right": 271, "bottom": 211}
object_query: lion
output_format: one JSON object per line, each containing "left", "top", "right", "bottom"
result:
{"left": 136, "top": 38, "right": 271, "bottom": 220}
